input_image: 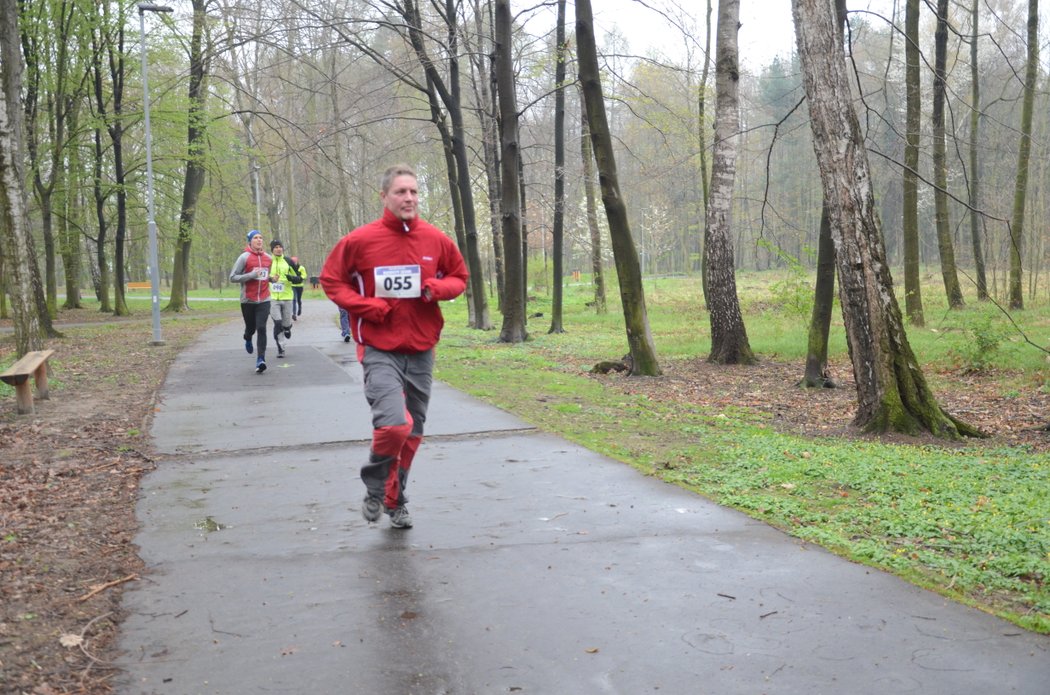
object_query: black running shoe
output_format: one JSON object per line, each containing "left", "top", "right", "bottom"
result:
{"left": 362, "top": 495, "right": 382, "bottom": 523}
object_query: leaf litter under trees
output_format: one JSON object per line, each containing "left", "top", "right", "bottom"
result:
{"left": 0, "top": 312, "right": 225, "bottom": 694}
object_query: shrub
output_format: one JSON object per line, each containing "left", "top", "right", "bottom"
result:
{"left": 952, "top": 315, "right": 1007, "bottom": 373}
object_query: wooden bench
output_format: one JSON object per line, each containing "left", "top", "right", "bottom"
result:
{"left": 126, "top": 281, "right": 152, "bottom": 291}
{"left": 1, "top": 349, "right": 55, "bottom": 414}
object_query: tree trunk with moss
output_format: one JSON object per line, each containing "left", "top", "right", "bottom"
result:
{"left": 967, "top": 0, "right": 988, "bottom": 302}
{"left": 802, "top": 203, "right": 836, "bottom": 388}
{"left": 576, "top": 0, "right": 660, "bottom": 375}
{"left": 793, "top": 0, "right": 982, "bottom": 439}
{"left": 801, "top": 0, "right": 845, "bottom": 389}
{"left": 902, "top": 0, "right": 924, "bottom": 324}
{"left": 931, "top": 0, "right": 964, "bottom": 309}
{"left": 0, "top": 54, "right": 42, "bottom": 353}
{"left": 167, "top": 0, "right": 208, "bottom": 313}
{"left": 1008, "top": 0, "right": 1037, "bottom": 310}
{"left": 494, "top": 0, "right": 527, "bottom": 343}
{"left": 2, "top": 0, "right": 54, "bottom": 344}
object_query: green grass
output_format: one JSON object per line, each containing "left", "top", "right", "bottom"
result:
{"left": 435, "top": 271, "right": 1050, "bottom": 633}
{"left": 0, "top": 302, "right": 235, "bottom": 400}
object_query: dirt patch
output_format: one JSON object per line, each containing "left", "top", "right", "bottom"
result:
{"left": 1, "top": 309, "right": 1047, "bottom": 693}
{"left": 611, "top": 356, "right": 1050, "bottom": 453}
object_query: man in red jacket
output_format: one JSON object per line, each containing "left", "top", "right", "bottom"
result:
{"left": 321, "top": 164, "right": 469, "bottom": 529}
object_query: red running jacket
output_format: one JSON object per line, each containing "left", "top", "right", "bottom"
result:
{"left": 321, "top": 208, "right": 468, "bottom": 353}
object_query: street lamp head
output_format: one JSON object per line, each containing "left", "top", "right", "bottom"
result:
{"left": 138, "top": 4, "right": 173, "bottom": 13}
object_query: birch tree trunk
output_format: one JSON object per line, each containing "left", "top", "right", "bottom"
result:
{"left": 1, "top": 0, "right": 53, "bottom": 342}
{"left": 576, "top": 0, "right": 660, "bottom": 375}
{"left": 792, "top": 0, "right": 981, "bottom": 439}
{"left": 0, "top": 101, "right": 40, "bottom": 354}
{"left": 0, "top": 0, "right": 42, "bottom": 353}
{"left": 579, "top": 90, "right": 606, "bottom": 315}
{"left": 705, "top": 0, "right": 754, "bottom": 365}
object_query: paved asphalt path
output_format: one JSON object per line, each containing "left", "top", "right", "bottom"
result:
{"left": 115, "top": 299, "right": 1049, "bottom": 694}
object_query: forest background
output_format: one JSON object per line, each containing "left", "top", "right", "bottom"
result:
{"left": 3, "top": 0, "right": 1050, "bottom": 690}
{"left": 6, "top": 0, "right": 1050, "bottom": 322}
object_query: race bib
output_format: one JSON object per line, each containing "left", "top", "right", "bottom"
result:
{"left": 272, "top": 282, "right": 285, "bottom": 293}
{"left": 374, "top": 265, "right": 422, "bottom": 298}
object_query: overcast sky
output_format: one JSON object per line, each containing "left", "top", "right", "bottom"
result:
{"left": 590, "top": 0, "right": 795, "bottom": 69}
{"left": 585, "top": 0, "right": 897, "bottom": 70}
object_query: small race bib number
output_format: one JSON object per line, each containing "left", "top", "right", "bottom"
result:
{"left": 375, "top": 265, "right": 421, "bottom": 298}
{"left": 272, "top": 282, "right": 285, "bottom": 293}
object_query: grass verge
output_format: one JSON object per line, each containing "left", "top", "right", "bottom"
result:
{"left": 434, "top": 276, "right": 1050, "bottom": 633}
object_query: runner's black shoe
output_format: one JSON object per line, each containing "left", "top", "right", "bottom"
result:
{"left": 362, "top": 495, "right": 383, "bottom": 523}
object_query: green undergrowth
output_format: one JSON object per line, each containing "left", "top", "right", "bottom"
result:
{"left": 435, "top": 277, "right": 1050, "bottom": 634}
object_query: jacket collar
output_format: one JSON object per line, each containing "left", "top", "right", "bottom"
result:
{"left": 381, "top": 207, "right": 418, "bottom": 233}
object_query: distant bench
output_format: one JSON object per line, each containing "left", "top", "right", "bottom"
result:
{"left": 0, "top": 349, "right": 55, "bottom": 414}
{"left": 126, "top": 281, "right": 152, "bottom": 291}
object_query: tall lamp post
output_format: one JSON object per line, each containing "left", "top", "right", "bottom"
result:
{"left": 138, "top": 3, "right": 172, "bottom": 346}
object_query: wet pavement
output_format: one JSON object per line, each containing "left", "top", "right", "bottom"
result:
{"left": 116, "top": 300, "right": 1050, "bottom": 694}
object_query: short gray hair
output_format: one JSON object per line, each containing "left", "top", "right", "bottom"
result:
{"left": 381, "top": 164, "right": 417, "bottom": 193}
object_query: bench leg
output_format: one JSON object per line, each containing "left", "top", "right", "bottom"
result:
{"left": 34, "top": 363, "right": 50, "bottom": 400}
{"left": 14, "top": 381, "right": 34, "bottom": 414}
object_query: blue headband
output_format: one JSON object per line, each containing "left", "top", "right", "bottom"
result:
{"left": 247, "top": 230, "right": 261, "bottom": 242}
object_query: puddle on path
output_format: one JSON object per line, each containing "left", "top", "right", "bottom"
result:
{"left": 193, "top": 516, "right": 227, "bottom": 533}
